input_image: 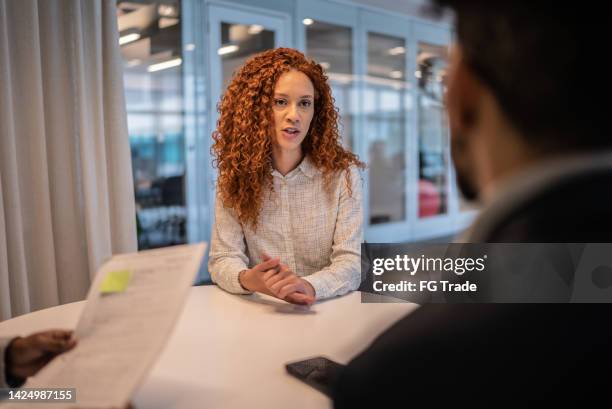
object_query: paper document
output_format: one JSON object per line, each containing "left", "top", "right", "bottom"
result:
{"left": 1, "top": 243, "right": 206, "bottom": 409}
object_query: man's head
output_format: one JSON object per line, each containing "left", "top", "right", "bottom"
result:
{"left": 433, "top": 1, "right": 608, "bottom": 200}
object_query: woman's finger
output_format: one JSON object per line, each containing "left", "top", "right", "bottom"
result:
{"left": 278, "top": 283, "right": 300, "bottom": 299}
{"left": 269, "top": 276, "right": 299, "bottom": 294}
{"left": 265, "top": 269, "right": 292, "bottom": 287}
{"left": 253, "top": 257, "right": 280, "bottom": 273}
{"left": 262, "top": 268, "right": 279, "bottom": 281}
{"left": 286, "top": 292, "right": 315, "bottom": 305}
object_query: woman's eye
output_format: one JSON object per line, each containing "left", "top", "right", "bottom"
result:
{"left": 299, "top": 100, "right": 312, "bottom": 108}
{"left": 274, "top": 99, "right": 287, "bottom": 107}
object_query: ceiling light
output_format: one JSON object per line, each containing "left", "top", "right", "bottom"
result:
{"left": 217, "top": 45, "right": 239, "bottom": 56}
{"left": 248, "top": 25, "right": 264, "bottom": 35}
{"left": 119, "top": 32, "right": 140, "bottom": 45}
{"left": 390, "top": 71, "right": 403, "bottom": 79}
{"left": 159, "top": 17, "right": 179, "bottom": 29}
{"left": 388, "top": 46, "right": 406, "bottom": 56}
{"left": 126, "top": 59, "right": 141, "bottom": 67}
{"left": 158, "top": 4, "right": 177, "bottom": 17}
{"left": 415, "top": 70, "right": 422, "bottom": 79}
{"left": 302, "top": 18, "right": 314, "bottom": 26}
{"left": 184, "top": 43, "right": 196, "bottom": 51}
{"left": 417, "top": 52, "right": 436, "bottom": 64}
{"left": 148, "top": 58, "right": 182, "bottom": 72}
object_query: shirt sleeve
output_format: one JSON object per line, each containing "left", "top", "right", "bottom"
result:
{"left": 303, "top": 167, "right": 363, "bottom": 300}
{"left": 207, "top": 193, "right": 252, "bottom": 294}
{"left": 0, "top": 337, "right": 14, "bottom": 388}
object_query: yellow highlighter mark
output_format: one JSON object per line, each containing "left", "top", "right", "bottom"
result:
{"left": 100, "top": 270, "right": 132, "bottom": 294}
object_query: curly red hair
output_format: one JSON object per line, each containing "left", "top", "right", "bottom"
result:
{"left": 212, "top": 48, "right": 364, "bottom": 229}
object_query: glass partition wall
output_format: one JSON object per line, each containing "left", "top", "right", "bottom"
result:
{"left": 305, "top": 21, "right": 355, "bottom": 150}
{"left": 117, "top": 0, "right": 187, "bottom": 249}
{"left": 116, "top": 0, "right": 472, "bottom": 269}
{"left": 365, "top": 32, "right": 408, "bottom": 226}
{"left": 417, "top": 42, "right": 449, "bottom": 219}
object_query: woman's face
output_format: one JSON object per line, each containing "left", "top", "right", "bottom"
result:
{"left": 272, "top": 70, "right": 315, "bottom": 153}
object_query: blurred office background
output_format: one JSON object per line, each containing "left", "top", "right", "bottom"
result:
{"left": 116, "top": 0, "right": 476, "bottom": 280}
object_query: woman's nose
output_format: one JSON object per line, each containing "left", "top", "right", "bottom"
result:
{"left": 286, "top": 103, "right": 299, "bottom": 122}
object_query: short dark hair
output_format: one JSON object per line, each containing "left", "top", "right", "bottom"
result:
{"left": 432, "top": 1, "right": 608, "bottom": 152}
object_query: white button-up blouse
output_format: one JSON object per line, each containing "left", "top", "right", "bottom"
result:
{"left": 208, "top": 156, "right": 363, "bottom": 300}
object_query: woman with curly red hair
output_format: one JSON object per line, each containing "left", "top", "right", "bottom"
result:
{"left": 208, "top": 48, "right": 364, "bottom": 305}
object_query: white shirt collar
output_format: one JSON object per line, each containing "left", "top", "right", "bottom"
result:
{"left": 271, "top": 155, "right": 318, "bottom": 179}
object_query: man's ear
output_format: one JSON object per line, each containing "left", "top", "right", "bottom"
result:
{"left": 446, "top": 45, "right": 483, "bottom": 136}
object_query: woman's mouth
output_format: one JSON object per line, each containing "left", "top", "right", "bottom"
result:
{"left": 282, "top": 127, "right": 300, "bottom": 140}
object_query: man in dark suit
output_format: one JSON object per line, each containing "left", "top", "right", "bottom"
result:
{"left": 333, "top": 1, "right": 612, "bottom": 407}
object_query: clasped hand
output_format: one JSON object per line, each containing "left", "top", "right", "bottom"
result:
{"left": 239, "top": 255, "right": 315, "bottom": 305}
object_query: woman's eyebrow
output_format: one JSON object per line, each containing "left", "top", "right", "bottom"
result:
{"left": 274, "top": 93, "right": 313, "bottom": 99}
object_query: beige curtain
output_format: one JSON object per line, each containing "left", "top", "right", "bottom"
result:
{"left": 0, "top": 0, "right": 137, "bottom": 320}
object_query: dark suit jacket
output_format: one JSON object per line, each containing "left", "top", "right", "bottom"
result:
{"left": 332, "top": 167, "right": 612, "bottom": 408}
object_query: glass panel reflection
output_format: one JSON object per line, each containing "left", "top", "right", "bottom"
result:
{"left": 305, "top": 21, "right": 354, "bottom": 150}
{"left": 366, "top": 32, "right": 408, "bottom": 225}
{"left": 417, "top": 43, "right": 449, "bottom": 218}
{"left": 117, "top": 0, "right": 187, "bottom": 249}
{"left": 220, "top": 23, "right": 275, "bottom": 91}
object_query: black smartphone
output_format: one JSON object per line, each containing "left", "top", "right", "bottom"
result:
{"left": 285, "top": 356, "right": 345, "bottom": 397}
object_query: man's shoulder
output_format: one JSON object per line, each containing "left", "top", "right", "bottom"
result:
{"left": 483, "top": 167, "right": 612, "bottom": 242}
{"left": 333, "top": 304, "right": 612, "bottom": 408}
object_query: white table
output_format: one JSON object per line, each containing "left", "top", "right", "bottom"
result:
{"left": 0, "top": 286, "right": 416, "bottom": 408}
